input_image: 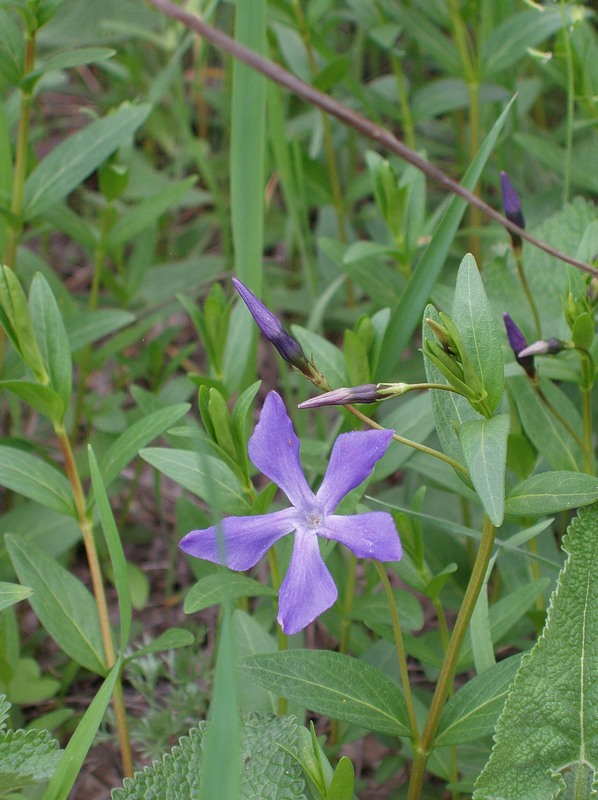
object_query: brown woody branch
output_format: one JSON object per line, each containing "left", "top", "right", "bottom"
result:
{"left": 147, "top": 0, "right": 598, "bottom": 279}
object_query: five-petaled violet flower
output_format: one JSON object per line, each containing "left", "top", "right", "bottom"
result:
{"left": 180, "top": 391, "right": 402, "bottom": 634}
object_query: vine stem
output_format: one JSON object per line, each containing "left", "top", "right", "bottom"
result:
{"left": 55, "top": 424, "right": 134, "bottom": 777}
{"left": 345, "top": 402, "right": 470, "bottom": 478}
{"left": 145, "top": 0, "right": 598, "bottom": 278}
{"left": 407, "top": 515, "right": 496, "bottom": 800}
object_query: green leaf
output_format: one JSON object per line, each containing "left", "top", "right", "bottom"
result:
{"left": 460, "top": 414, "right": 510, "bottom": 526}
{"left": 125, "top": 629, "right": 195, "bottom": 663}
{"left": 452, "top": 253, "right": 504, "bottom": 413}
{"left": 184, "top": 573, "right": 276, "bottom": 614}
{"left": 23, "top": 103, "right": 151, "bottom": 219}
{"left": 232, "top": 610, "right": 278, "bottom": 714}
{"left": 65, "top": 308, "right": 135, "bottom": 351}
{"left": 0, "top": 725, "right": 61, "bottom": 794}
{"left": 0, "top": 380, "right": 65, "bottom": 421}
{"left": 375, "top": 96, "right": 516, "bottom": 379}
{"left": 473, "top": 503, "right": 598, "bottom": 799}
{"left": 436, "top": 655, "right": 521, "bottom": 746}
{"left": 98, "top": 403, "right": 190, "bottom": 491}
{"left": 481, "top": 5, "right": 590, "bottom": 78}
{"left": 423, "top": 305, "right": 480, "bottom": 470}
{"left": 29, "top": 273, "right": 72, "bottom": 415}
{"left": 111, "top": 714, "right": 312, "bottom": 800}
{"left": 326, "top": 756, "right": 355, "bottom": 800}
{"left": 0, "top": 8, "right": 24, "bottom": 84}
{"left": 505, "top": 471, "right": 598, "bottom": 516}
{"left": 0, "top": 582, "right": 32, "bottom": 613}
{"left": 0, "top": 265, "right": 48, "bottom": 381}
{"left": 42, "top": 660, "right": 121, "bottom": 800}
{"left": 509, "top": 375, "right": 583, "bottom": 472}
{"left": 239, "top": 650, "right": 410, "bottom": 737}
{"left": 292, "top": 325, "right": 348, "bottom": 388}
{"left": 89, "top": 447, "right": 131, "bottom": 655}
{"left": 5, "top": 536, "right": 106, "bottom": 675}
{"left": 0, "top": 446, "right": 75, "bottom": 517}
{"left": 141, "top": 447, "right": 250, "bottom": 515}
{"left": 27, "top": 46, "right": 115, "bottom": 83}
{"left": 106, "top": 176, "right": 197, "bottom": 248}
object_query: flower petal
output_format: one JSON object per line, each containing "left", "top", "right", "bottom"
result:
{"left": 316, "top": 428, "right": 394, "bottom": 513}
{"left": 277, "top": 533, "right": 337, "bottom": 635}
{"left": 179, "top": 508, "right": 295, "bottom": 570}
{"left": 248, "top": 391, "right": 315, "bottom": 508}
{"left": 322, "top": 512, "right": 402, "bottom": 561}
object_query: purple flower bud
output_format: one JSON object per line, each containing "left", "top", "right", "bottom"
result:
{"left": 298, "top": 384, "right": 379, "bottom": 409}
{"left": 518, "top": 338, "right": 564, "bottom": 358}
{"left": 232, "top": 278, "right": 307, "bottom": 369}
{"left": 503, "top": 313, "right": 535, "bottom": 378}
{"left": 500, "top": 172, "right": 525, "bottom": 250}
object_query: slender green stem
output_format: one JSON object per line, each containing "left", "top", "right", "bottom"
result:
{"left": 407, "top": 515, "right": 496, "bottom": 800}
{"left": 374, "top": 561, "right": 419, "bottom": 742}
{"left": 339, "top": 552, "right": 357, "bottom": 656}
{"left": 560, "top": 0, "right": 574, "bottom": 205}
{"left": 5, "top": 35, "right": 36, "bottom": 269}
{"left": 581, "top": 387, "right": 594, "bottom": 475}
{"left": 54, "top": 424, "right": 133, "bottom": 775}
{"left": 514, "top": 249, "right": 541, "bottom": 338}
{"left": 345, "top": 403, "right": 470, "bottom": 478}
{"left": 268, "top": 547, "right": 288, "bottom": 713}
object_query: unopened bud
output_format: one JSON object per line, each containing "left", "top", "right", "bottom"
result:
{"left": 232, "top": 278, "right": 308, "bottom": 369}
{"left": 503, "top": 312, "right": 535, "bottom": 378}
{"left": 298, "top": 384, "right": 378, "bottom": 409}
{"left": 500, "top": 171, "right": 525, "bottom": 249}
{"left": 518, "top": 337, "right": 565, "bottom": 358}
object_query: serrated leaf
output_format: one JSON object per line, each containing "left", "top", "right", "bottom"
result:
{"left": 98, "top": 403, "right": 190, "bottom": 491}
{"left": 23, "top": 103, "right": 151, "bottom": 219}
{"left": 460, "top": 414, "right": 510, "bottom": 526}
{"left": 505, "top": 471, "right": 598, "bottom": 516}
{"left": 473, "top": 503, "right": 598, "bottom": 799}
{"left": 5, "top": 536, "right": 106, "bottom": 675}
{"left": 0, "top": 446, "right": 75, "bottom": 517}
{"left": 0, "top": 582, "right": 32, "bottom": 613}
{"left": 436, "top": 655, "right": 521, "bottom": 746}
{"left": 0, "top": 728, "right": 61, "bottom": 793}
{"left": 111, "top": 714, "right": 311, "bottom": 800}
{"left": 141, "top": 447, "right": 250, "bottom": 515}
{"left": 239, "top": 651, "right": 409, "bottom": 737}
{"left": 184, "top": 573, "right": 276, "bottom": 614}
{"left": 452, "top": 254, "right": 504, "bottom": 413}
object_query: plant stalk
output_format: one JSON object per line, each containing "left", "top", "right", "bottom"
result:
{"left": 55, "top": 424, "right": 134, "bottom": 776}
{"left": 407, "top": 515, "right": 496, "bottom": 799}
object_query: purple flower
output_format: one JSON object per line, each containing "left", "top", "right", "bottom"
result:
{"left": 232, "top": 278, "right": 307, "bottom": 369}
{"left": 180, "top": 391, "right": 402, "bottom": 634}
{"left": 298, "top": 384, "right": 379, "bottom": 409}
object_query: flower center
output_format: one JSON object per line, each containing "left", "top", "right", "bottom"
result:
{"left": 305, "top": 509, "right": 324, "bottom": 530}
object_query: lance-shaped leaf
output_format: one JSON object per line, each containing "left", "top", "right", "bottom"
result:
{"left": 239, "top": 650, "right": 409, "bottom": 737}
{"left": 474, "top": 503, "right": 598, "bottom": 799}
{"left": 452, "top": 253, "right": 504, "bottom": 413}
{"left": 460, "top": 414, "right": 510, "bottom": 526}
{"left": 23, "top": 103, "right": 151, "bottom": 219}
{"left": 505, "top": 471, "right": 598, "bottom": 516}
